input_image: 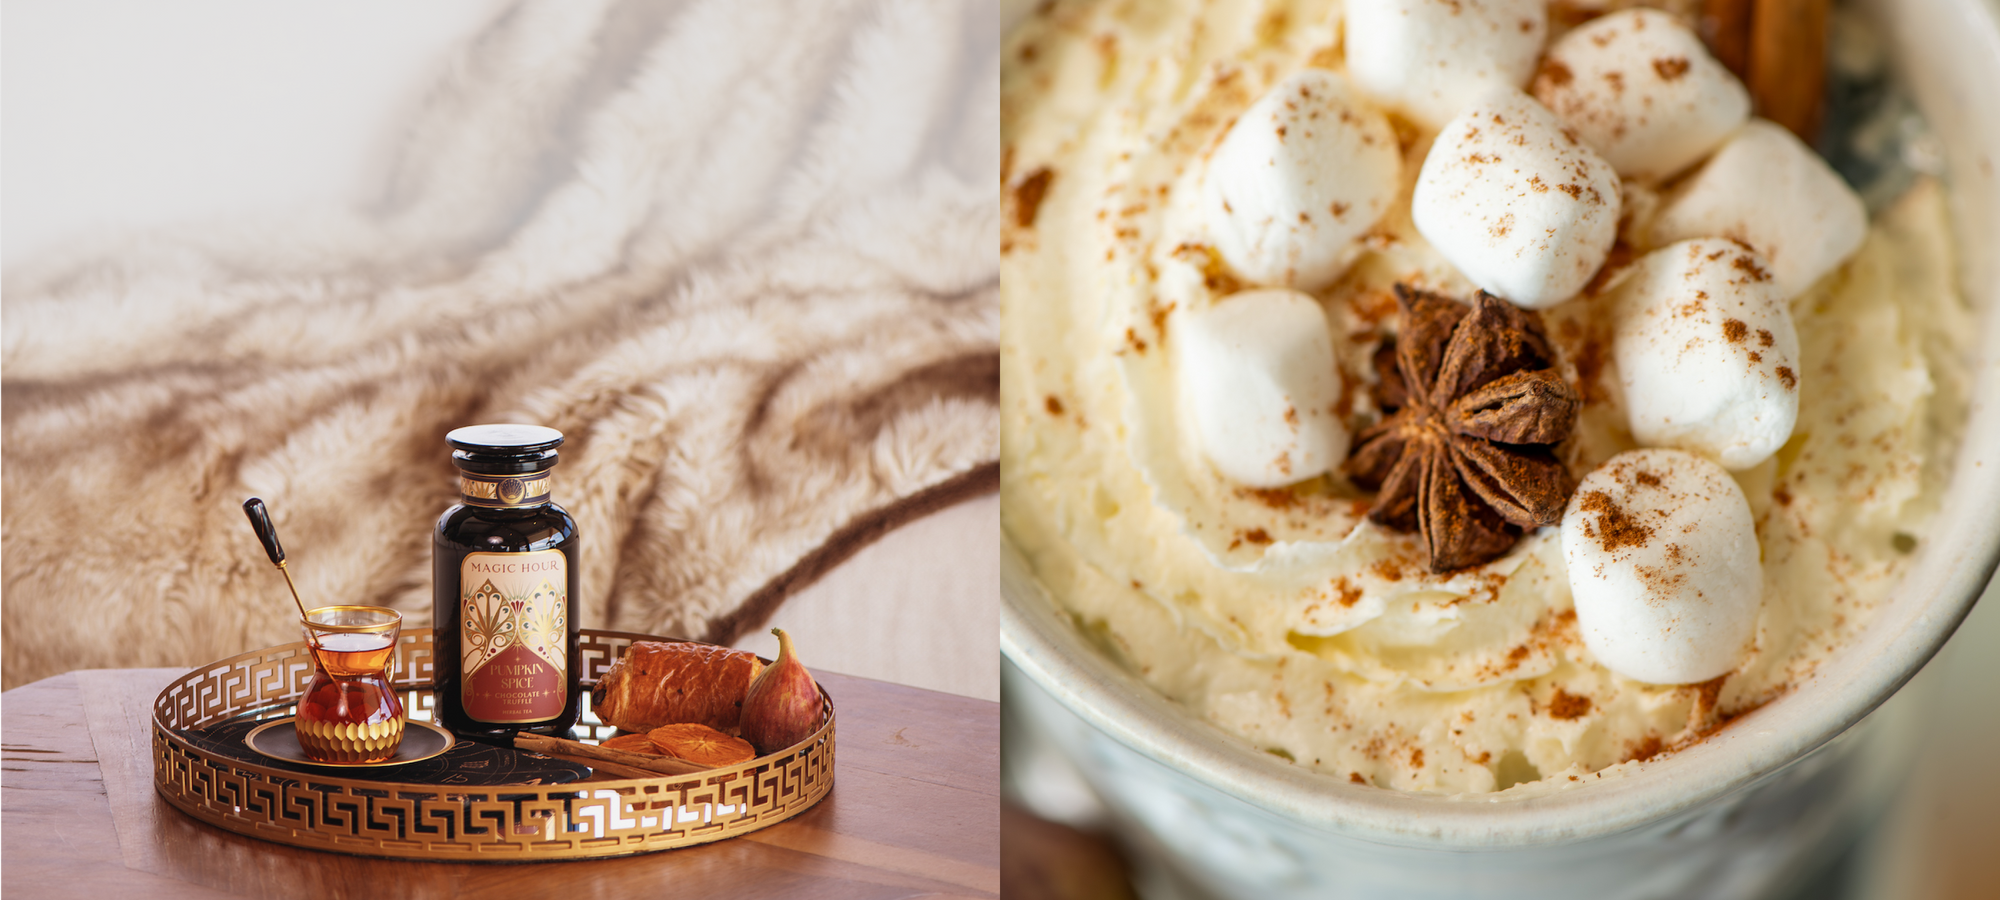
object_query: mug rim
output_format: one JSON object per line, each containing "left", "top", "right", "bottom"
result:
{"left": 999, "top": 0, "right": 2000, "bottom": 849}
{"left": 303, "top": 605, "right": 403, "bottom": 635}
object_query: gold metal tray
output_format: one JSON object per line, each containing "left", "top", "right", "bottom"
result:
{"left": 152, "top": 627, "right": 835, "bottom": 861}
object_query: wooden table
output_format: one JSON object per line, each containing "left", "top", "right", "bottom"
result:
{"left": 2, "top": 668, "right": 997, "bottom": 899}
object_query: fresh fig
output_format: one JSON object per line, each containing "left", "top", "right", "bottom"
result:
{"left": 740, "top": 628, "right": 825, "bottom": 755}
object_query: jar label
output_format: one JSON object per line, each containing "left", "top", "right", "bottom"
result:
{"left": 459, "top": 550, "right": 568, "bottom": 723}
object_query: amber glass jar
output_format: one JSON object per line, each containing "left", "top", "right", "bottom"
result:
{"left": 432, "top": 424, "right": 580, "bottom": 741}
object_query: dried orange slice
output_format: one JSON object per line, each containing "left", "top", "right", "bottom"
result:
{"left": 647, "top": 723, "right": 755, "bottom": 768}
{"left": 602, "top": 733, "right": 664, "bottom": 755}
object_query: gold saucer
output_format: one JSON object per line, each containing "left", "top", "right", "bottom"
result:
{"left": 246, "top": 717, "right": 454, "bottom": 768}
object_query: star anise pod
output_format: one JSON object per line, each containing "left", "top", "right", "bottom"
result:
{"left": 1345, "top": 285, "right": 1581, "bottom": 572}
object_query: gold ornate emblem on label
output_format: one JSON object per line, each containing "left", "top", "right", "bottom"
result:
{"left": 459, "top": 472, "right": 552, "bottom": 507}
{"left": 459, "top": 549, "right": 568, "bottom": 723}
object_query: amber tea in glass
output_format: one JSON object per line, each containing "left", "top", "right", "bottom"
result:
{"left": 296, "top": 606, "right": 406, "bottom": 763}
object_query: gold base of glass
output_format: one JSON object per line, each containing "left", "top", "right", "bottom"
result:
{"left": 296, "top": 715, "right": 406, "bottom": 763}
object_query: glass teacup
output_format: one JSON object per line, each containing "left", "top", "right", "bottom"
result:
{"left": 296, "top": 606, "right": 407, "bottom": 763}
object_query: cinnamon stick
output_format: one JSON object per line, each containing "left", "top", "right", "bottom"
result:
{"left": 1746, "top": 0, "right": 1830, "bottom": 140}
{"left": 1699, "top": 0, "right": 1753, "bottom": 78}
{"left": 539, "top": 752, "right": 661, "bottom": 780}
{"left": 514, "top": 733, "right": 709, "bottom": 777}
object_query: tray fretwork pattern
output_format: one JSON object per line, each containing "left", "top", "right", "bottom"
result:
{"left": 152, "top": 628, "right": 835, "bottom": 860}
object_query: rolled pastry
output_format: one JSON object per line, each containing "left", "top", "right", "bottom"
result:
{"left": 590, "top": 641, "right": 764, "bottom": 733}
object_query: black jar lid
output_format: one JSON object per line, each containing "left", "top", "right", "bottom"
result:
{"left": 447, "top": 424, "right": 563, "bottom": 475}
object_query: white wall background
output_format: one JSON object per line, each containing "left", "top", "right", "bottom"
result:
{"left": 4, "top": 0, "right": 508, "bottom": 265}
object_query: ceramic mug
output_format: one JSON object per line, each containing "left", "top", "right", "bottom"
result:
{"left": 1000, "top": 0, "right": 2000, "bottom": 896}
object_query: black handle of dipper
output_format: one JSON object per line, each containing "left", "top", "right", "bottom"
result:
{"left": 242, "top": 497, "right": 286, "bottom": 566}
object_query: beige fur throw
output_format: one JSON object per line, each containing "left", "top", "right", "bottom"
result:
{"left": 1, "top": 0, "right": 999, "bottom": 689}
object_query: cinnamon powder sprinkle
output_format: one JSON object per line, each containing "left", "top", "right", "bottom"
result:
{"left": 1546, "top": 689, "right": 1593, "bottom": 720}
{"left": 1722, "top": 318, "right": 1748, "bottom": 343}
{"left": 1776, "top": 366, "right": 1797, "bottom": 390}
{"left": 1244, "top": 487, "right": 1298, "bottom": 509}
{"left": 1689, "top": 674, "right": 1728, "bottom": 717}
{"left": 1539, "top": 59, "right": 1574, "bottom": 87}
{"left": 1625, "top": 735, "right": 1666, "bottom": 763}
{"left": 1578, "top": 490, "right": 1654, "bottom": 551}
{"left": 1731, "top": 254, "right": 1772, "bottom": 282}
{"left": 1652, "top": 57, "right": 1690, "bottom": 80}
{"left": 1012, "top": 167, "right": 1053, "bottom": 228}
{"left": 1149, "top": 300, "right": 1177, "bottom": 339}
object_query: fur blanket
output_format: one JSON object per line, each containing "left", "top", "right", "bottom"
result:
{"left": 1, "top": 0, "right": 999, "bottom": 689}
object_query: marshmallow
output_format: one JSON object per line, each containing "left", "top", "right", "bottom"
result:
{"left": 1411, "top": 88, "right": 1621, "bottom": 309}
{"left": 1531, "top": 8, "right": 1751, "bottom": 182}
{"left": 1201, "top": 70, "right": 1402, "bottom": 289}
{"left": 1176, "top": 289, "right": 1346, "bottom": 488}
{"left": 1562, "top": 449, "right": 1762, "bottom": 685}
{"left": 1610, "top": 238, "right": 1800, "bottom": 470}
{"left": 1650, "top": 120, "right": 1868, "bottom": 298}
{"left": 1345, "top": 0, "right": 1547, "bottom": 130}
